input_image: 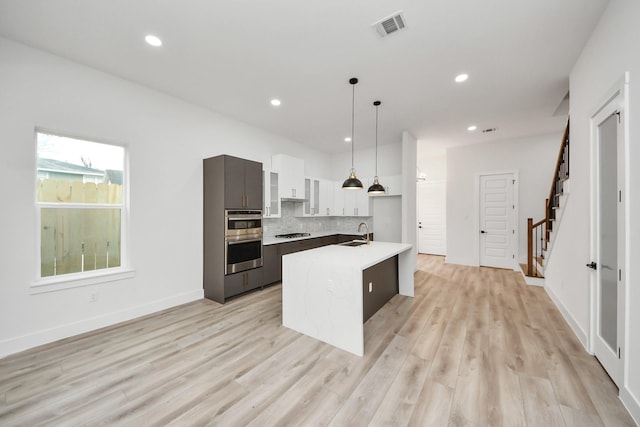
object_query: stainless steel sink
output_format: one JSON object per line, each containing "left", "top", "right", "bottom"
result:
{"left": 339, "top": 240, "right": 368, "bottom": 247}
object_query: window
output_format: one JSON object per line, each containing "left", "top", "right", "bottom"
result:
{"left": 36, "top": 131, "right": 127, "bottom": 283}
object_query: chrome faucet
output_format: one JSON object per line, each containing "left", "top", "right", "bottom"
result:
{"left": 358, "top": 222, "right": 370, "bottom": 244}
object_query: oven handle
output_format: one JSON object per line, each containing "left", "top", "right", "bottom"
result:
{"left": 227, "top": 237, "right": 263, "bottom": 245}
{"left": 226, "top": 215, "right": 263, "bottom": 221}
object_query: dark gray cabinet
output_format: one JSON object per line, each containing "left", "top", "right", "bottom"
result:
{"left": 224, "top": 268, "right": 264, "bottom": 297}
{"left": 263, "top": 244, "right": 282, "bottom": 285}
{"left": 203, "top": 154, "right": 263, "bottom": 303}
{"left": 362, "top": 255, "right": 398, "bottom": 322}
{"left": 263, "top": 234, "right": 346, "bottom": 285}
{"left": 223, "top": 155, "right": 262, "bottom": 209}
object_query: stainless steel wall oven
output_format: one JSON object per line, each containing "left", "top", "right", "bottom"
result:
{"left": 225, "top": 210, "right": 263, "bottom": 274}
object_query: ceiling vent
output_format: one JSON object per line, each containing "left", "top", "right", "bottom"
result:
{"left": 372, "top": 11, "right": 406, "bottom": 38}
{"left": 482, "top": 128, "right": 497, "bottom": 134}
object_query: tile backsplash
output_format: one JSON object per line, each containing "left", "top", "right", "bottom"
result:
{"left": 263, "top": 201, "right": 373, "bottom": 237}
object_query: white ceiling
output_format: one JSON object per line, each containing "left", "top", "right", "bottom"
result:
{"left": 0, "top": 0, "right": 608, "bottom": 153}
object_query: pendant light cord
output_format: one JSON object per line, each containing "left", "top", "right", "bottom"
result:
{"left": 375, "top": 103, "right": 379, "bottom": 177}
{"left": 351, "top": 83, "right": 355, "bottom": 170}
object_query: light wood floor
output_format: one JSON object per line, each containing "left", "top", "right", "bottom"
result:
{"left": 0, "top": 255, "right": 635, "bottom": 426}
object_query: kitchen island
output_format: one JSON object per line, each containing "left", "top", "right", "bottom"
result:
{"left": 282, "top": 241, "right": 413, "bottom": 356}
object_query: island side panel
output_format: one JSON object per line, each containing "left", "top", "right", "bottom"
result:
{"left": 362, "top": 255, "right": 399, "bottom": 323}
{"left": 282, "top": 252, "right": 364, "bottom": 356}
{"left": 398, "top": 247, "right": 415, "bottom": 297}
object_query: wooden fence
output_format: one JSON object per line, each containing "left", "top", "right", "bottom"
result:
{"left": 37, "top": 179, "right": 122, "bottom": 204}
{"left": 37, "top": 179, "right": 123, "bottom": 277}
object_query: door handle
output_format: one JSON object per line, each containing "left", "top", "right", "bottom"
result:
{"left": 480, "top": 230, "right": 486, "bottom": 234}
{"left": 586, "top": 262, "right": 597, "bottom": 270}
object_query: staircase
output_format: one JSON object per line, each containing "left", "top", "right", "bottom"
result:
{"left": 524, "top": 118, "right": 570, "bottom": 283}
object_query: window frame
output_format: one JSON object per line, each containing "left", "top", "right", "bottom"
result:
{"left": 32, "top": 129, "right": 134, "bottom": 293}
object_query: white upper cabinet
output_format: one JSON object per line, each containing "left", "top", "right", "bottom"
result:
{"left": 369, "top": 174, "right": 402, "bottom": 196}
{"left": 296, "top": 177, "right": 333, "bottom": 216}
{"left": 335, "top": 176, "right": 371, "bottom": 216}
{"left": 355, "top": 184, "right": 372, "bottom": 216}
{"left": 319, "top": 179, "right": 334, "bottom": 216}
{"left": 333, "top": 181, "right": 345, "bottom": 216}
{"left": 263, "top": 169, "right": 281, "bottom": 218}
{"left": 296, "top": 177, "right": 315, "bottom": 216}
{"left": 272, "top": 154, "right": 305, "bottom": 200}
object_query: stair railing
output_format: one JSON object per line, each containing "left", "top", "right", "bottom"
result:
{"left": 527, "top": 217, "right": 546, "bottom": 277}
{"left": 526, "top": 118, "right": 570, "bottom": 277}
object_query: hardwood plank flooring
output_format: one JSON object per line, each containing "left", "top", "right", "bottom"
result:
{"left": 0, "top": 255, "right": 635, "bottom": 426}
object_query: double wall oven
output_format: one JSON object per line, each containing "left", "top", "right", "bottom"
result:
{"left": 225, "top": 210, "right": 263, "bottom": 274}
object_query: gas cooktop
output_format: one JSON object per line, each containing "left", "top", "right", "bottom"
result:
{"left": 274, "top": 232, "right": 311, "bottom": 239}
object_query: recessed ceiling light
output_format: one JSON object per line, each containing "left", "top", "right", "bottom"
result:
{"left": 455, "top": 73, "right": 469, "bottom": 83}
{"left": 467, "top": 125, "right": 477, "bottom": 131}
{"left": 344, "top": 137, "right": 352, "bottom": 142}
{"left": 145, "top": 35, "right": 162, "bottom": 47}
{"left": 270, "top": 99, "right": 281, "bottom": 106}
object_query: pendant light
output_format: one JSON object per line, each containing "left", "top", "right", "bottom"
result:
{"left": 368, "top": 100, "right": 386, "bottom": 194}
{"left": 342, "top": 77, "right": 363, "bottom": 190}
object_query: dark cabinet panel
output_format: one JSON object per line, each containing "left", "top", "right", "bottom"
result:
{"left": 222, "top": 155, "right": 263, "bottom": 209}
{"left": 224, "top": 267, "right": 264, "bottom": 300}
{"left": 204, "top": 154, "right": 264, "bottom": 303}
{"left": 263, "top": 234, "right": 373, "bottom": 287}
{"left": 362, "top": 255, "right": 398, "bottom": 322}
{"left": 319, "top": 235, "right": 339, "bottom": 246}
{"left": 263, "top": 244, "right": 282, "bottom": 285}
{"left": 264, "top": 235, "right": 342, "bottom": 285}
{"left": 223, "top": 156, "right": 246, "bottom": 209}
{"left": 244, "top": 160, "right": 263, "bottom": 209}
{"left": 280, "top": 236, "right": 330, "bottom": 254}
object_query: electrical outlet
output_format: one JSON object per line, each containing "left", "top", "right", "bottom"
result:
{"left": 368, "top": 282, "right": 372, "bottom": 293}
{"left": 89, "top": 291, "right": 99, "bottom": 302}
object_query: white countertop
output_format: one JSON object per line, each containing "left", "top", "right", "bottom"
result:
{"left": 282, "top": 240, "right": 413, "bottom": 356}
{"left": 282, "top": 240, "right": 411, "bottom": 270}
{"left": 263, "top": 230, "right": 372, "bottom": 246}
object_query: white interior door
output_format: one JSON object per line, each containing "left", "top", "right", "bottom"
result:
{"left": 592, "top": 95, "right": 625, "bottom": 387}
{"left": 479, "top": 173, "right": 515, "bottom": 269}
{"left": 417, "top": 180, "right": 446, "bottom": 255}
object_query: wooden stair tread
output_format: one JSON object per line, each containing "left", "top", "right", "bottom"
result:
{"left": 520, "top": 263, "right": 544, "bottom": 278}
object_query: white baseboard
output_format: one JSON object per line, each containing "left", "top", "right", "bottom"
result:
{"left": 444, "top": 256, "right": 478, "bottom": 267}
{"left": 544, "top": 284, "right": 588, "bottom": 349}
{"left": 446, "top": 256, "right": 521, "bottom": 272}
{"left": 0, "top": 289, "right": 204, "bottom": 358}
{"left": 620, "top": 387, "right": 640, "bottom": 426}
{"left": 521, "top": 272, "right": 545, "bottom": 287}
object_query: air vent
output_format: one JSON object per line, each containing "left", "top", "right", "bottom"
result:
{"left": 372, "top": 11, "right": 406, "bottom": 38}
{"left": 482, "top": 128, "right": 497, "bottom": 133}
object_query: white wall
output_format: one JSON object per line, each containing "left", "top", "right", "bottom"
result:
{"left": 417, "top": 146, "right": 447, "bottom": 182}
{"left": 0, "top": 37, "right": 332, "bottom": 357}
{"left": 545, "top": 0, "right": 640, "bottom": 420}
{"left": 372, "top": 198, "right": 402, "bottom": 243}
{"left": 401, "top": 132, "right": 418, "bottom": 271}
{"left": 446, "top": 133, "right": 560, "bottom": 266}
{"left": 329, "top": 142, "right": 403, "bottom": 181}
